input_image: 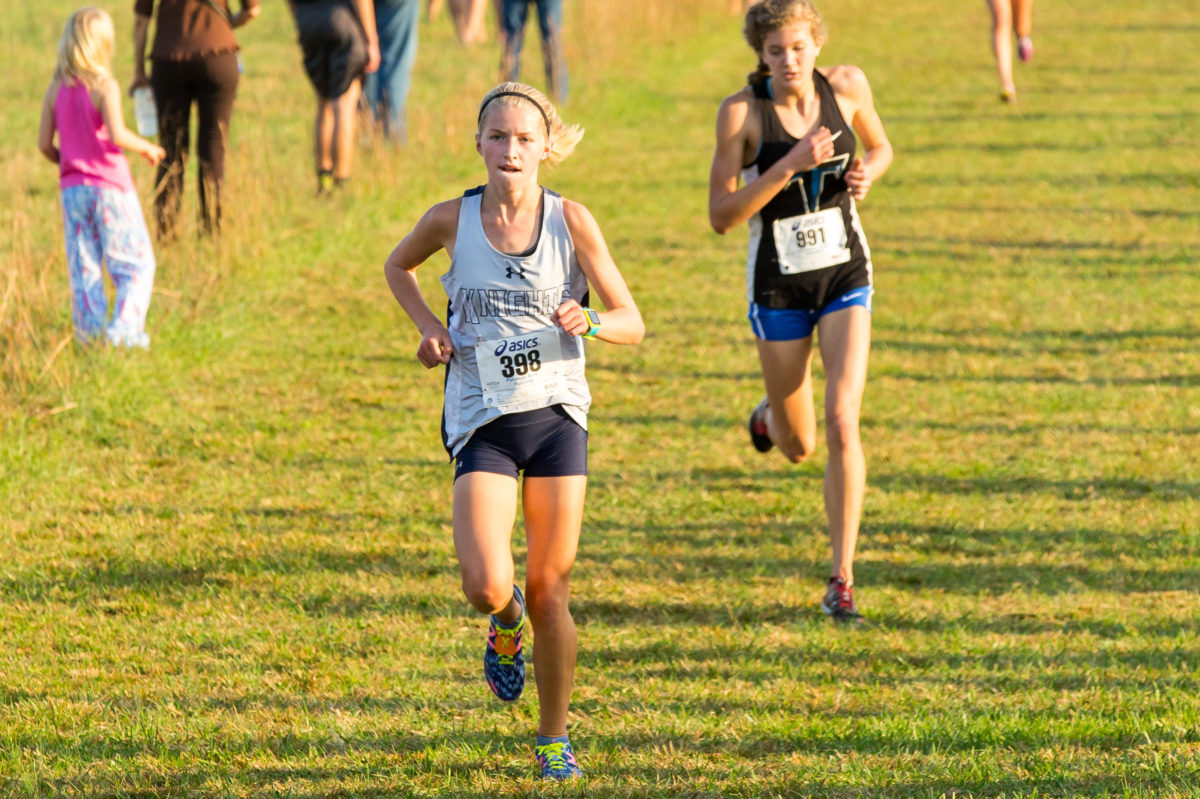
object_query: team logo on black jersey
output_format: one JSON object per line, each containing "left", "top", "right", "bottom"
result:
{"left": 785, "top": 153, "right": 850, "bottom": 213}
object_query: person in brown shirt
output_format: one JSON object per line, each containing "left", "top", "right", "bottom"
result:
{"left": 131, "top": 0, "right": 260, "bottom": 238}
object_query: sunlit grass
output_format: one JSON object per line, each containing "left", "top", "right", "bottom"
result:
{"left": 2, "top": 0, "right": 1199, "bottom": 796}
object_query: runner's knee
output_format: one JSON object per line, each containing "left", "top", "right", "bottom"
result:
{"left": 824, "top": 407, "right": 861, "bottom": 453}
{"left": 461, "top": 573, "right": 514, "bottom": 615}
{"left": 523, "top": 577, "right": 569, "bottom": 623}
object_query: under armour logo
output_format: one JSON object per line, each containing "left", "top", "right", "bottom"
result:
{"left": 505, "top": 265, "right": 527, "bottom": 279}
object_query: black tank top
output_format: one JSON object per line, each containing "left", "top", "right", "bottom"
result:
{"left": 744, "top": 71, "right": 872, "bottom": 310}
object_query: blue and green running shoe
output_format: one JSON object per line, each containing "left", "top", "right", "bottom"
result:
{"left": 535, "top": 736, "right": 583, "bottom": 780}
{"left": 484, "top": 584, "right": 526, "bottom": 701}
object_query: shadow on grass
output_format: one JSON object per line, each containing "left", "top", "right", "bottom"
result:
{"left": 762, "top": 772, "right": 1200, "bottom": 799}
{"left": 0, "top": 540, "right": 456, "bottom": 611}
{"left": 874, "top": 335, "right": 1200, "bottom": 361}
{"left": 594, "top": 412, "right": 733, "bottom": 430}
{"left": 879, "top": 369, "right": 1200, "bottom": 389}
{"left": 25, "top": 727, "right": 545, "bottom": 798}
{"left": 865, "top": 417, "right": 1200, "bottom": 437}
{"left": 885, "top": 251, "right": 1197, "bottom": 279}
{"left": 868, "top": 555, "right": 1200, "bottom": 597}
{"left": 595, "top": 462, "right": 1199, "bottom": 505}
{"left": 576, "top": 511, "right": 1199, "bottom": 603}
{"left": 870, "top": 470, "right": 1200, "bottom": 502}
{"left": 29, "top": 722, "right": 1200, "bottom": 798}
{"left": 6, "top": 515, "right": 1192, "bottom": 619}
{"left": 889, "top": 107, "right": 1200, "bottom": 127}
{"left": 881, "top": 323, "right": 1200, "bottom": 344}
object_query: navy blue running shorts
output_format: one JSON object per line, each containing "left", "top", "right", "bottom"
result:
{"left": 455, "top": 405, "right": 588, "bottom": 481}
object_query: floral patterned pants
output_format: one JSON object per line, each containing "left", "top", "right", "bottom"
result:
{"left": 61, "top": 184, "right": 156, "bottom": 348}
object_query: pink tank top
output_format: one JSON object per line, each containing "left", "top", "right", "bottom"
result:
{"left": 55, "top": 80, "right": 135, "bottom": 193}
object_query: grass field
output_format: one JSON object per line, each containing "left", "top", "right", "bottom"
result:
{"left": 2, "top": 0, "right": 1200, "bottom": 796}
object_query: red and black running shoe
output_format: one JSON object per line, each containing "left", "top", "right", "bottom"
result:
{"left": 748, "top": 397, "right": 773, "bottom": 453}
{"left": 821, "top": 577, "right": 864, "bottom": 624}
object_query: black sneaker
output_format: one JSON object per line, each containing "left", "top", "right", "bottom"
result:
{"left": 748, "top": 397, "right": 773, "bottom": 453}
{"left": 316, "top": 169, "right": 334, "bottom": 196}
{"left": 821, "top": 577, "right": 864, "bottom": 624}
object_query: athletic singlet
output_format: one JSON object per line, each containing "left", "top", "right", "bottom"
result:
{"left": 742, "top": 71, "right": 873, "bottom": 310}
{"left": 440, "top": 186, "right": 591, "bottom": 457}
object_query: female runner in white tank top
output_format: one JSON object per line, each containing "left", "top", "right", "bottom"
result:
{"left": 384, "top": 82, "right": 643, "bottom": 781}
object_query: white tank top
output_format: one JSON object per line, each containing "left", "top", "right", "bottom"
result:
{"left": 440, "top": 186, "right": 591, "bottom": 457}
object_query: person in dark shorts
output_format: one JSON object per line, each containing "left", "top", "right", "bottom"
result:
{"left": 708, "top": 0, "right": 893, "bottom": 624}
{"left": 288, "top": 0, "right": 379, "bottom": 192}
{"left": 384, "top": 83, "right": 643, "bottom": 779}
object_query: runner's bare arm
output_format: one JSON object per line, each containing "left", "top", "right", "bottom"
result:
{"left": 825, "top": 65, "right": 892, "bottom": 200}
{"left": 557, "top": 200, "right": 644, "bottom": 345}
{"left": 709, "top": 90, "right": 834, "bottom": 233}
{"left": 385, "top": 199, "right": 460, "bottom": 366}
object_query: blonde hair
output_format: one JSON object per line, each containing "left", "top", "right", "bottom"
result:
{"left": 54, "top": 6, "right": 114, "bottom": 89}
{"left": 476, "top": 82, "right": 583, "bottom": 165}
{"left": 743, "top": 0, "right": 827, "bottom": 84}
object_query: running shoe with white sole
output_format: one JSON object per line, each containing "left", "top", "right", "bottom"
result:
{"left": 821, "top": 577, "right": 864, "bottom": 624}
{"left": 748, "top": 397, "right": 773, "bottom": 453}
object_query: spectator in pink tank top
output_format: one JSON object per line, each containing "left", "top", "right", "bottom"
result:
{"left": 38, "top": 6, "right": 165, "bottom": 349}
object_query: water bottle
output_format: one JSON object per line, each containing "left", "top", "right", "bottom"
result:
{"left": 133, "top": 87, "right": 157, "bottom": 138}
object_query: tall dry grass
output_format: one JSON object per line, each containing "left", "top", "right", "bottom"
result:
{"left": 0, "top": 0, "right": 726, "bottom": 421}
{"left": 1, "top": 148, "right": 75, "bottom": 417}
{"left": 0, "top": 160, "right": 260, "bottom": 420}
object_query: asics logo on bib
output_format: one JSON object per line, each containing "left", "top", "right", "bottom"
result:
{"left": 784, "top": 153, "right": 850, "bottom": 213}
{"left": 495, "top": 337, "right": 539, "bottom": 356}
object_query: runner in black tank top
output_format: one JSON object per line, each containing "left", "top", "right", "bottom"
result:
{"left": 745, "top": 71, "right": 872, "bottom": 311}
{"left": 709, "top": 0, "right": 893, "bottom": 625}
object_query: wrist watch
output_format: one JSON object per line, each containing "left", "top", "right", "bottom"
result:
{"left": 581, "top": 307, "right": 600, "bottom": 339}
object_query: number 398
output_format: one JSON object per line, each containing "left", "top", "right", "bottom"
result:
{"left": 500, "top": 350, "right": 542, "bottom": 378}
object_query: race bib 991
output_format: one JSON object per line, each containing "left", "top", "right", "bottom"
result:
{"left": 772, "top": 208, "right": 852, "bottom": 274}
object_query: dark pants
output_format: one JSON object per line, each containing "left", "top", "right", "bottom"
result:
{"left": 499, "top": 0, "right": 567, "bottom": 101}
{"left": 150, "top": 53, "right": 240, "bottom": 237}
{"left": 364, "top": 0, "right": 420, "bottom": 141}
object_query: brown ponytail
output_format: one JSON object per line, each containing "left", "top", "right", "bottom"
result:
{"left": 746, "top": 59, "right": 771, "bottom": 85}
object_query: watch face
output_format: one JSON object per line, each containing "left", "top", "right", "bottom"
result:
{"left": 585, "top": 309, "right": 600, "bottom": 325}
